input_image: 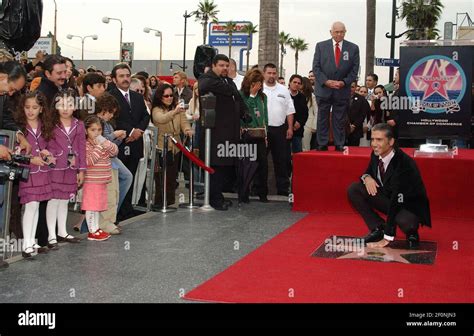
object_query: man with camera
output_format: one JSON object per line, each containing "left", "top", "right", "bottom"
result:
{"left": 198, "top": 54, "right": 249, "bottom": 211}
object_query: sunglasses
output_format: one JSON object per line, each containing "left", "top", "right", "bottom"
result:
{"left": 162, "top": 94, "right": 174, "bottom": 98}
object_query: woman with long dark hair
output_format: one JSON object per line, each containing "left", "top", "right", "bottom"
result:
{"left": 151, "top": 83, "right": 193, "bottom": 207}
{"left": 239, "top": 68, "right": 269, "bottom": 203}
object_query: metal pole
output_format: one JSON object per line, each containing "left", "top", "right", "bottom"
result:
{"left": 81, "top": 38, "right": 85, "bottom": 61}
{"left": 160, "top": 134, "right": 177, "bottom": 213}
{"left": 180, "top": 135, "right": 201, "bottom": 209}
{"left": 183, "top": 11, "right": 188, "bottom": 71}
{"left": 53, "top": 0, "right": 57, "bottom": 54}
{"left": 119, "top": 21, "right": 123, "bottom": 62}
{"left": 148, "top": 126, "right": 158, "bottom": 212}
{"left": 159, "top": 33, "right": 163, "bottom": 75}
{"left": 389, "top": 0, "right": 397, "bottom": 83}
{"left": 201, "top": 128, "right": 213, "bottom": 211}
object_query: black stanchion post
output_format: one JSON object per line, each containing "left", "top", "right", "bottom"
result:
{"left": 180, "top": 135, "right": 201, "bottom": 209}
{"left": 160, "top": 133, "right": 177, "bottom": 213}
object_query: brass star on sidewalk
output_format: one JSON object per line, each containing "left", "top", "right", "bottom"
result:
{"left": 326, "top": 243, "right": 432, "bottom": 264}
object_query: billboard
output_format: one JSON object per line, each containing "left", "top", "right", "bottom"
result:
{"left": 121, "top": 42, "right": 134, "bottom": 67}
{"left": 399, "top": 46, "right": 473, "bottom": 139}
{"left": 208, "top": 21, "right": 254, "bottom": 71}
{"left": 27, "top": 37, "right": 53, "bottom": 58}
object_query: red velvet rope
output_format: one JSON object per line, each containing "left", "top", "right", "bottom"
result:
{"left": 169, "top": 136, "right": 215, "bottom": 174}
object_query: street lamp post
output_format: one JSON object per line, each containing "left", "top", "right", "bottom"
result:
{"left": 53, "top": 0, "right": 57, "bottom": 54}
{"left": 67, "top": 34, "right": 99, "bottom": 62}
{"left": 169, "top": 62, "right": 186, "bottom": 72}
{"left": 183, "top": 10, "right": 197, "bottom": 71}
{"left": 144, "top": 27, "right": 163, "bottom": 75}
{"left": 102, "top": 17, "right": 123, "bottom": 62}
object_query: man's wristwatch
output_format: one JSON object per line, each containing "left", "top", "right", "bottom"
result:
{"left": 361, "top": 174, "right": 370, "bottom": 184}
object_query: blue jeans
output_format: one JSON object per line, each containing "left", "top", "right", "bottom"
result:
{"left": 113, "top": 157, "right": 133, "bottom": 211}
{"left": 291, "top": 136, "right": 303, "bottom": 153}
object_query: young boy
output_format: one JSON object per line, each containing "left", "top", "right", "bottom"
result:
{"left": 77, "top": 72, "right": 106, "bottom": 120}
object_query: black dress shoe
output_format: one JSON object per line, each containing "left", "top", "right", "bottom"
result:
{"left": 335, "top": 145, "right": 345, "bottom": 152}
{"left": 362, "top": 228, "right": 384, "bottom": 245}
{"left": 316, "top": 145, "right": 328, "bottom": 151}
{"left": 259, "top": 195, "right": 269, "bottom": 203}
{"left": 0, "top": 260, "right": 9, "bottom": 269}
{"left": 406, "top": 233, "right": 420, "bottom": 249}
{"left": 48, "top": 240, "right": 59, "bottom": 250}
{"left": 212, "top": 203, "right": 228, "bottom": 211}
{"left": 224, "top": 199, "right": 233, "bottom": 207}
{"left": 22, "top": 251, "right": 34, "bottom": 259}
{"left": 57, "top": 235, "right": 81, "bottom": 243}
{"left": 37, "top": 247, "right": 49, "bottom": 254}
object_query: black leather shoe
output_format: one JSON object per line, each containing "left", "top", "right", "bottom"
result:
{"left": 335, "top": 145, "right": 345, "bottom": 152}
{"left": 48, "top": 240, "right": 59, "bottom": 250}
{"left": 0, "top": 260, "right": 9, "bottom": 269}
{"left": 224, "top": 199, "right": 233, "bottom": 207}
{"left": 57, "top": 235, "right": 81, "bottom": 243}
{"left": 407, "top": 233, "right": 420, "bottom": 249}
{"left": 259, "top": 195, "right": 269, "bottom": 203}
{"left": 316, "top": 145, "right": 328, "bottom": 151}
{"left": 362, "top": 228, "right": 384, "bottom": 245}
{"left": 22, "top": 251, "right": 34, "bottom": 259}
{"left": 212, "top": 203, "right": 228, "bottom": 211}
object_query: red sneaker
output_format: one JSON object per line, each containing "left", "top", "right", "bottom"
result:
{"left": 87, "top": 229, "right": 111, "bottom": 241}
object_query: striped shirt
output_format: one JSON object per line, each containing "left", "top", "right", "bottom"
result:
{"left": 84, "top": 139, "right": 119, "bottom": 184}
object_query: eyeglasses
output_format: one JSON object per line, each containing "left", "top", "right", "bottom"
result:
{"left": 162, "top": 94, "right": 174, "bottom": 98}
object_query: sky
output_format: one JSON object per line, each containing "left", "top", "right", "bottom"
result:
{"left": 40, "top": 0, "right": 473, "bottom": 84}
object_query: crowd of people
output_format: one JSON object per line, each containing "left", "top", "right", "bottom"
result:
{"left": 0, "top": 20, "right": 469, "bottom": 261}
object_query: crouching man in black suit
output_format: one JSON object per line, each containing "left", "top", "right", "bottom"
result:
{"left": 347, "top": 123, "right": 431, "bottom": 249}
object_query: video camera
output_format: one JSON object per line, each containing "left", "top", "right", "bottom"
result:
{"left": 0, "top": 154, "right": 30, "bottom": 182}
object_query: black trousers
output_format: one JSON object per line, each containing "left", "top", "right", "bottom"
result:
{"left": 347, "top": 133, "right": 361, "bottom": 146}
{"left": 210, "top": 165, "right": 235, "bottom": 206}
{"left": 267, "top": 125, "right": 291, "bottom": 194}
{"left": 347, "top": 182, "right": 419, "bottom": 237}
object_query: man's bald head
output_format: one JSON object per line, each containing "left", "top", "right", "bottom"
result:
{"left": 330, "top": 21, "right": 347, "bottom": 43}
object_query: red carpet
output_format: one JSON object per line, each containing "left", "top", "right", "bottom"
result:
{"left": 292, "top": 147, "right": 474, "bottom": 219}
{"left": 184, "top": 213, "right": 474, "bottom": 303}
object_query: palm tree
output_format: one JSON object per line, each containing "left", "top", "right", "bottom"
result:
{"left": 289, "top": 38, "right": 308, "bottom": 75}
{"left": 400, "top": 0, "right": 444, "bottom": 40}
{"left": 195, "top": 0, "right": 220, "bottom": 45}
{"left": 223, "top": 21, "right": 237, "bottom": 58}
{"left": 242, "top": 23, "right": 258, "bottom": 71}
{"left": 279, "top": 31, "right": 292, "bottom": 76}
{"left": 258, "top": 0, "right": 279, "bottom": 69}
{"left": 366, "top": 0, "right": 376, "bottom": 79}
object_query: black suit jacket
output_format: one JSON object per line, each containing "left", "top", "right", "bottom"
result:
{"left": 110, "top": 88, "right": 150, "bottom": 158}
{"left": 364, "top": 148, "right": 431, "bottom": 236}
{"left": 348, "top": 93, "right": 370, "bottom": 139}
{"left": 198, "top": 70, "right": 248, "bottom": 166}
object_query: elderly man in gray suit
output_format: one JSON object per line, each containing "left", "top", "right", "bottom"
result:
{"left": 313, "top": 21, "right": 360, "bottom": 151}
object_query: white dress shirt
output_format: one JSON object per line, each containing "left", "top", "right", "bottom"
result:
{"left": 263, "top": 82, "right": 295, "bottom": 127}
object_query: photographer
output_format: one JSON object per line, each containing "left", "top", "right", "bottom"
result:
{"left": 198, "top": 54, "right": 249, "bottom": 211}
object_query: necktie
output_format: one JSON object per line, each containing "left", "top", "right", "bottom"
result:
{"left": 124, "top": 92, "right": 130, "bottom": 106}
{"left": 335, "top": 42, "right": 341, "bottom": 67}
{"left": 378, "top": 159, "right": 385, "bottom": 182}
